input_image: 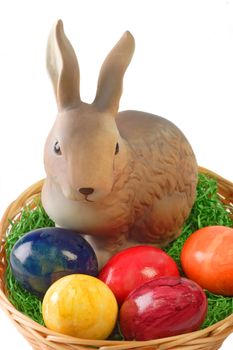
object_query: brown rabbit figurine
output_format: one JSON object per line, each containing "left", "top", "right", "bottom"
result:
{"left": 42, "top": 20, "right": 198, "bottom": 268}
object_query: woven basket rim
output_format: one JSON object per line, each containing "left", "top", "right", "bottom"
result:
{"left": 0, "top": 166, "right": 233, "bottom": 350}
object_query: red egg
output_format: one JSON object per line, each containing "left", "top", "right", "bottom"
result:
{"left": 119, "top": 276, "right": 208, "bottom": 340}
{"left": 181, "top": 225, "right": 233, "bottom": 296}
{"left": 98, "top": 245, "right": 179, "bottom": 304}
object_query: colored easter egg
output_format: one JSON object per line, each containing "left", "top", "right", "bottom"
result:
{"left": 10, "top": 227, "right": 98, "bottom": 297}
{"left": 120, "top": 276, "right": 207, "bottom": 340}
{"left": 98, "top": 245, "right": 179, "bottom": 304}
{"left": 181, "top": 225, "right": 233, "bottom": 296}
{"left": 42, "top": 274, "right": 118, "bottom": 339}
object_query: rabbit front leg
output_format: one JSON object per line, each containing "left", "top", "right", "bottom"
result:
{"left": 83, "top": 233, "right": 151, "bottom": 270}
{"left": 83, "top": 234, "right": 129, "bottom": 269}
{"left": 83, "top": 235, "right": 113, "bottom": 270}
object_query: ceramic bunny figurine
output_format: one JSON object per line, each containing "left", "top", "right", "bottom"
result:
{"left": 42, "top": 20, "right": 198, "bottom": 268}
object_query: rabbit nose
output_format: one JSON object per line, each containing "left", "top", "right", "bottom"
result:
{"left": 79, "top": 187, "right": 94, "bottom": 196}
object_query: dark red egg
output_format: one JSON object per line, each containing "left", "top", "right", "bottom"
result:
{"left": 98, "top": 245, "right": 179, "bottom": 304}
{"left": 119, "top": 276, "right": 208, "bottom": 340}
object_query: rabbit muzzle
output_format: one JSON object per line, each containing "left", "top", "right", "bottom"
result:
{"left": 61, "top": 178, "right": 113, "bottom": 203}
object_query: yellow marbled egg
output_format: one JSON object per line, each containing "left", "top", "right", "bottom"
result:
{"left": 42, "top": 274, "right": 118, "bottom": 339}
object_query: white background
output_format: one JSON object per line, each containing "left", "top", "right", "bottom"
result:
{"left": 0, "top": 0, "right": 233, "bottom": 349}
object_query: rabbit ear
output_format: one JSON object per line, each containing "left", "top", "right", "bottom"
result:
{"left": 93, "top": 31, "right": 135, "bottom": 115}
{"left": 47, "top": 20, "right": 81, "bottom": 110}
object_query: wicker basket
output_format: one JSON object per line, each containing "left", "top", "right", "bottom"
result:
{"left": 1, "top": 166, "right": 233, "bottom": 350}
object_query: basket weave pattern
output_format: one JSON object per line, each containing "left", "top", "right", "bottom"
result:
{"left": 1, "top": 167, "right": 233, "bottom": 350}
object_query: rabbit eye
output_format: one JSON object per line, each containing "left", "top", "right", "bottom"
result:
{"left": 54, "top": 141, "right": 62, "bottom": 155}
{"left": 115, "top": 142, "right": 119, "bottom": 155}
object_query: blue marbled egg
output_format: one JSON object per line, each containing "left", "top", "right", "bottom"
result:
{"left": 10, "top": 227, "right": 98, "bottom": 298}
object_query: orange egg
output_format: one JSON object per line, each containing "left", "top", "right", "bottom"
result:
{"left": 181, "top": 226, "right": 233, "bottom": 296}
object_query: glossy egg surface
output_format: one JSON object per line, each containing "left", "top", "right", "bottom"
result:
{"left": 120, "top": 276, "right": 207, "bottom": 340}
{"left": 42, "top": 274, "right": 118, "bottom": 339}
{"left": 10, "top": 227, "right": 98, "bottom": 297}
{"left": 99, "top": 245, "right": 179, "bottom": 304}
{"left": 181, "top": 225, "right": 233, "bottom": 296}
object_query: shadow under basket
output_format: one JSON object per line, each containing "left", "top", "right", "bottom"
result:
{"left": 1, "top": 166, "right": 233, "bottom": 350}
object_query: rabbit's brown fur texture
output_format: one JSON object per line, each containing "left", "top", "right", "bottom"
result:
{"left": 42, "top": 20, "right": 198, "bottom": 268}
